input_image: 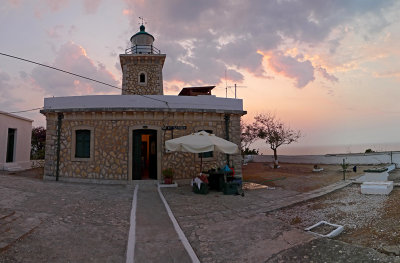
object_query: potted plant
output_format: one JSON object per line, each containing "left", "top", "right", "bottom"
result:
{"left": 162, "top": 168, "right": 174, "bottom": 184}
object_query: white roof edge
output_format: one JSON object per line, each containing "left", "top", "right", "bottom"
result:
{"left": 43, "top": 95, "right": 244, "bottom": 112}
{"left": 0, "top": 111, "right": 34, "bottom": 122}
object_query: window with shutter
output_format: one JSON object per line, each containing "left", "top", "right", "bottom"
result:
{"left": 75, "top": 130, "right": 91, "bottom": 158}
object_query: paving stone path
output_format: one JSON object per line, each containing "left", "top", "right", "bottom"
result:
{"left": 133, "top": 185, "right": 192, "bottom": 263}
{"left": 2, "top": 171, "right": 395, "bottom": 263}
{"left": 0, "top": 209, "right": 43, "bottom": 252}
{"left": 161, "top": 180, "right": 354, "bottom": 262}
{"left": 0, "top": 173, "right": 132, "bottom": 263}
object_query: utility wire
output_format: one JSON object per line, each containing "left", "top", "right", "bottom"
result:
{"left": 0, "top": 52, "right": 170, "bottom": 107}
{"left": 8, "top": 107, "right": 44, "bottom": 114}
{"left": 0, "top": 52, "right": 122, "bottom": 92}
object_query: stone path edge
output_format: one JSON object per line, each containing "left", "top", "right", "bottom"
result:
{"left": 157, "top": 186, "right": 200, "bottom": 263}
{"left": 263, "top": 181, "right": 353, "bottom": 214}
{"left": 126, "top": 185, "right": 139, "bottom": 263}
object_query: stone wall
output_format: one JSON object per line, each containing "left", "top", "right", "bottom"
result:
{"left": 43, "top": 110, "right": 242, "bottom": 181}
{"left": 31, "top": 159, "right": 45, "bottom": 168}
{"left": 120, "top": 54, "right": 165, "bottom": 95}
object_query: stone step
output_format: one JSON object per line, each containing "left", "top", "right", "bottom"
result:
{"left": 0, "top": 211, "right": 42, "bottom": 251}
{"left": 5, "top": 166, "right": 23, "bottom": 172}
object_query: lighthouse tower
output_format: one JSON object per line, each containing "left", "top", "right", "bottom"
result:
{"left": 120, "top": 24, "right": 166, "bottom": 95}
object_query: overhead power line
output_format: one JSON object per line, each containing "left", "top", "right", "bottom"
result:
{"left": 0, "top": 52, "right": 170, "bottom": 109}
{"left": 0, "top": 52, "right": 122, "bottom": 92}
{"left": 9, "top": 107, "right": 44, "bottom": 114}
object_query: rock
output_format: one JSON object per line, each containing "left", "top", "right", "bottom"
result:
{"left": 382, "top": 245, "right": 400, "bottom": 256}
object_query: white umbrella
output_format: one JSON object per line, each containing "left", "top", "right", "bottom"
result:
{"left": 165, "top": 130, "right": 239, "bottom": 173}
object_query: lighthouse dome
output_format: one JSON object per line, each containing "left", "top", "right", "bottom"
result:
{"left": 129, "top": 25, "right": 155, "bottom": 54}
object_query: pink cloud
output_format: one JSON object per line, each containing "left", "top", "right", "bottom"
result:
{"left": 316, "top": 66, "right": 338, "bottom": 82}
{"left": 122, "top": 9, "right": 133, "bottom": 15}
{"left": 266, "top": 51, "right": 315, "bottom": 88}
{"left": 68, "top": 25, "right": 78, "bottom": 35}
{"left": 31, "top": 41, "right": 120, "bottom": 96}
{"left": 83, "top": 0, "right": 101, "bottom": 14}
{"left": 7, "top": 0, "right": 21, "bottom": 7}
{"left": 373, "top": 70, "right": 400, "bottom": 79}
{"left": 44, "top": 0, "right": 69, "bottom": 12}
{"left": 46, "top": 25, "right": 64, "bottom": 38}
{"left": 34, "top": 0, "right": 69, "bottom": 18}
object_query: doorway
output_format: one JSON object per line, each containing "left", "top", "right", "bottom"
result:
{"left": 6, "top": 128, "right": 16, "bottom": 163}
{"left": 132, "top": 129, "right": 157, "bottom": 180}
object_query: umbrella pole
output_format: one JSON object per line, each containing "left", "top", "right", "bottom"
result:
{"left": 200, "top": 155, "right": 203, "bottom": 175}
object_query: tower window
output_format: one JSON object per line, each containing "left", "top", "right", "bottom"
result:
{"left": 138, "top": 72, "right": 147, "bottom": 85}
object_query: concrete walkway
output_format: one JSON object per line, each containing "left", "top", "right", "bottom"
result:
{"left": 131, "top": 185, "right": 193, "bottom": 263}
{"left": 0, "top": 172, "right": 132, "bottom": 263}
{"left": 161, "top": 180, "right": 354, "bottom": 262}
{"left": 5, "top": 170, "right": 391, "bottom": 262}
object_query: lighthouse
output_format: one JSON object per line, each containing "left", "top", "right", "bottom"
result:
{"left": 120, "top": 24, "right": 166, "bottom": 95}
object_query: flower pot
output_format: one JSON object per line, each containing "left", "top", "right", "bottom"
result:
{"left": 164, "top": 178, "right": 173, "bottom": 184}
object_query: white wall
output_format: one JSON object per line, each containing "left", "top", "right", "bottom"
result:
{"left": 249, "top": 152, "right": 400, "bottom": 167}
{"left": 0, "top": 112, "right": 33, "bottom": 170}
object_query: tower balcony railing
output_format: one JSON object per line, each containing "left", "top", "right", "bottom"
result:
{"left": 125, "top": 45, "right": 161, "bottom": 55}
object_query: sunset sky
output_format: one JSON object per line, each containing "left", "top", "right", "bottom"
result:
{"left": 1, "top": 0, "right": 400, "bottom": 155}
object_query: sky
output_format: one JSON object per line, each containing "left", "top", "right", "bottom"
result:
{"left": 1, "top": 0, "right": 400, "bottom": 155}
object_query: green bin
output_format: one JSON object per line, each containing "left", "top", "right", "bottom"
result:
{"left": 223, "top": 182, "right": 240, "bottom": 195}
{"left": 193, "top": 183, "right": 209, "bottom": 194}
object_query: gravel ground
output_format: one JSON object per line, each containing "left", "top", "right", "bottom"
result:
{"left": 266, "top": 238, "right": 400, "bottom": 263}
{"left": 270, "top": 184, "right": 400, "bottom": 256}
{"left": 271, "top": 185, "right": 388, "bottom": 230}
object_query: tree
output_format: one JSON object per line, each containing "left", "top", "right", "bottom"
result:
{"left": 31, "top": 126, "right": 46, "bottom": 160}
{"left": 240, "top": 119, "right": 258, "bottom": 155}
{"left": 254, "top": 113, "right": 301, "bottom": 168}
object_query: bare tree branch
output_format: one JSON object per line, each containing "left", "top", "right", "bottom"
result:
{"left": 240, "top": 119, "right": 258, "bottom": 154}
{"left": 253, "top": 113, "right": 301, "bottom": 168}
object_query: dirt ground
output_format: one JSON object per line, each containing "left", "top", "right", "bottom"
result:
{"left": 270, "top": 186, "right": 400, "bottom": 255}
{"left": 242, "top": 162, "right": 375, "bottom": 192}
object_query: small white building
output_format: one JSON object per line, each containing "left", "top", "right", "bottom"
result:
{"left": 0, "top": 111, "right": 33, "bottom": 171}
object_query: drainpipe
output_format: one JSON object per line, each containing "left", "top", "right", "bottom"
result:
{"left": 224, "top": 114, "right": 230, "bottom": 165}
{"left": 56, "top": 113, "right": 63, "bottom": 181}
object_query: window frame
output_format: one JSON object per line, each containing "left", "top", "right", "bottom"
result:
{"left": 71, "top": 126, "right": 94, "bottom": 162}
{"left": 138, "top": 71, "right": 147, "bottom": 85}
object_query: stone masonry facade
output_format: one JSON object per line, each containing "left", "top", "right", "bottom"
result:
{"left": 120, "top": 54, "right": 166, "bottom": 95}
{"left": 44, "top": 110, "right": 242, "bottom": 181}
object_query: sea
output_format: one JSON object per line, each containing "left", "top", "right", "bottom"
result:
{"left": 256, "top": 142, "right": 400, "bottom": 156}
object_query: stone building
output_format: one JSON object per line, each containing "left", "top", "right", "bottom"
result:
{"left": 41, "top": 25, "right": 246, "bottom": 183}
